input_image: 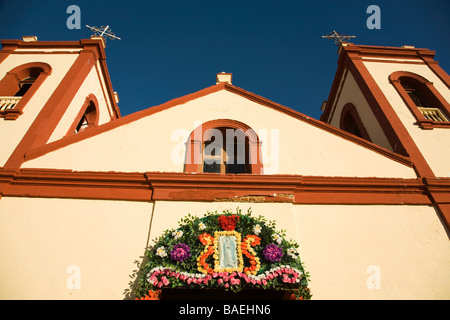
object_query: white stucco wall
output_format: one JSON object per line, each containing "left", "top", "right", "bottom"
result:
{"left": 1, "top": 197, "right": 448, "bottom": 299}
{"left": 0, "top": 196, "right": 153, "bottom": 299}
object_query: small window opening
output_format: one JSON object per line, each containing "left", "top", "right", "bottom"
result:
{"left": 74, "top": 101, "right": 97, "bottom": 134}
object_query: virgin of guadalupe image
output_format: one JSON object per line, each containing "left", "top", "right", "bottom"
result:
{"left": 219, "top": 235, "right": 238, "bottom": 269}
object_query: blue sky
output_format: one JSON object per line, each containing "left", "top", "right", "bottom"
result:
{"left": 1, "top": 0, "right": 449, "bottom": 119}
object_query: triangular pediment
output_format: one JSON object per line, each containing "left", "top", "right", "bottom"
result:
{"left": 22, "top": 82, "right": 416, "bottom": 178}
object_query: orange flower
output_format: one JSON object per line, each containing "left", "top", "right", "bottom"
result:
{"left": 241, "top": 234, "right": 261, "bottom": 275}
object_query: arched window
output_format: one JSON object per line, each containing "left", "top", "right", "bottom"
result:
{"left": 0, "top": 62, "right": 52, "bottom": 120}
{"left": 340, "top": 103, "right": 371, "bottom": 141}
{"left": 185, "top": 119, "right": 263, "bottom": 174}
{"left": 389, "top": 71, "right": 450, "bottom": 129}
{"left": 67, "top": 94, "right": 99, "bottom": 135}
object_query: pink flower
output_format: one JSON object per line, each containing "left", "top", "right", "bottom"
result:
{"left": 262, "top": 280, "right": 267, "bottom": 286}
{"left": 218, "top": 278, "right": 223, "bottom": 284}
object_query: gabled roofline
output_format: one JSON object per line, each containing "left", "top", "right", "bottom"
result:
{"left": 24, "top": 82, "right": 412, "bottom": 167}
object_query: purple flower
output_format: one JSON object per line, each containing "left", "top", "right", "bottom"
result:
{"left": 170, "top": 243, "right": 191, "bottom": 262}
{"left": 262, "top": 243, "right": 283, "bottom": 262}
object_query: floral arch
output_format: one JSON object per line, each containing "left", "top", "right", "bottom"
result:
{"left": 134, "top": 208, "right": 312, "bottom": 300}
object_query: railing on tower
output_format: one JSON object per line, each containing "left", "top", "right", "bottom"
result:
{"left": 0, "top": 97, "right": 22, "bottom": 111}
{"left": 418, "top": 107, "right": 448, "bottom": 122}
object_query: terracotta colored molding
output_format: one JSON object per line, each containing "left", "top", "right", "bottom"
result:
{"left": 1, "top": 168, "right": 447, "bottom": 230}
{"left": 0, "top": 168, "right": 433, "bottom": 205}
{"left": 0, "top": 168, "right": 151, "bottom": 201}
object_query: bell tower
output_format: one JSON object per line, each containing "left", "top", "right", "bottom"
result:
{"left": 0, "top": 36, "right": 121, "bottom": 168}
{"left": 320, "top": 42, "right": 450, "bottom": 230}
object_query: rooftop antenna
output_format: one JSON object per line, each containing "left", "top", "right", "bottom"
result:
{"left": 322, "top": 30, "right": 355, "bottom": 45}
{"left": 85, "top": 25, "right": 121, "bottom": 43}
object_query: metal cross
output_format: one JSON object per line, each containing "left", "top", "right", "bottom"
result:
{"left": 86, "top": 25, "right": 121, "bottom": 42}
{"left": 322, "top": 30, "right": 355, "bottom": 45}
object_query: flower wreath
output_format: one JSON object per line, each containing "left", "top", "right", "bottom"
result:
{"left": 134, "top": 208, "right": 312, "bottom": 300}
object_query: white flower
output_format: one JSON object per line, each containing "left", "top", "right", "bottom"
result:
{"left": 155, "top": 246, "right": 167, "bottom": 258}
{"left": 198, "top": 222, "right": 206, "bottom": 230}
{"left": 253, "top": 224, "right": 262, "bottom": 235}
{"left": 272, "top": 233, "right": 282, "bottom": 244}
{"left": 172, "top": 230, "right": 183, "bottom": 239}
{"left": 287, "top": 248, "right": 298, "bottom": 259}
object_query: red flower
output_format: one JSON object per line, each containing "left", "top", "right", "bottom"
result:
{"left": 218, "top": 215, "right": 240, "bottom": 231}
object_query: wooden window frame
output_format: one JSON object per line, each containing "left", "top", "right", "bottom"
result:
{"left": 389, "top": 71, "right": 450, "bottom": 129}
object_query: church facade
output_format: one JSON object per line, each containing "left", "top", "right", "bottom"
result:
{"left": 0, "top": 36, "right": 449, "bottom": 299}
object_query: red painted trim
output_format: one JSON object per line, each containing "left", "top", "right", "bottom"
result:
{"left": 389, "top": 71, "right": 450, "bottom": 129}
{"left": 0, "top": 41, "right": 17, "bottom": 64}
{"left": 0, "top": 168, "right": 151, "bottom": 201}
{"left": 1, "top": 168, "right": 447, "bottom": 231}
{"left": 0, "top": 168, "right": 432, "bottom": 205}
{"left": 184, "top": 119, "right": 264, "bottom": 174}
